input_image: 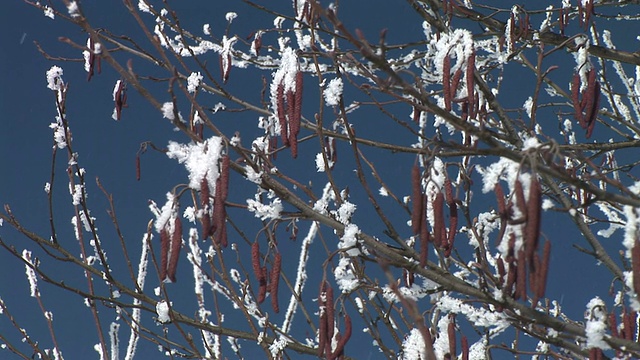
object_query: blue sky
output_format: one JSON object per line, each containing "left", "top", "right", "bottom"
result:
{"left": 2, "top": 1, "right": 640, "bottom": 359}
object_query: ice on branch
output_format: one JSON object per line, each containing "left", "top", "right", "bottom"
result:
{"left": 46, "top": 66, "right": 64, "bottom": 91}
{"left": 401, "top": 328, "right": 426, "bottom": 360}
{"left": 43, "top": 6, "right": 55, "bottom": 19}
{"left": 67, "top": 1, "right": 79, "bottom": 18}
{"left": 225, "top": 12, "right": 237, "bottom": 23}
{"left": 156, "top": 301, "right": 170, "bottom": 323}
{"left": 187, "top": 72, "right": 203, "bottom": 93}
{"left": 338, "top": 223, "right": 360, "bottom": 256}
{"left": 437, "top": 295, "right": 509, "bottom": 336}
{"left": 584, "top": 297, "right": 610, "bottom": 349}
{"left": 334, "top": 257, "right": 359, "bottom": 293}
{"left": 324, "top": 78, "right": 343, "bottom": 106}
{"left": 138, "top": 0, "right": 151, "bottom": 13}
{"left": 247, "top": 192, "right": 282, "bottom": 221}
{"left": 166, "top": 136, "right": 224, "bottom": 190}
{"left": 22, "top": 250, "right": 39, "bottom": 297}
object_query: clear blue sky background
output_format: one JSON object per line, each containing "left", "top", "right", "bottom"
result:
{"left": 1, "top": 1, "right": 637, "bottom": 358}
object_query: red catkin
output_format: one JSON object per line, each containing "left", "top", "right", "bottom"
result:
{"left": 270, "top": 253, "right": 282, "bottom": 313}
{"left": 167, "top": 217, "right": 182, "bottom": 282}
{"left": 159, "top": 228, "right": 169, "bottom": 282}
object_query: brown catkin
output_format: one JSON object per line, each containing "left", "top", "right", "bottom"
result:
{"left": 537, "top": 240, "right": 551, "bottom": 300}
{"left": 251, "top": 242, "right": 263, "bottom": 286}
{"left": 325, "top": 284, "right": 335, "bottom": 344}
{"left": 277, "top": 82, "right": 289, "bottom": 146}
{"left": 411, "top": 164, "right": 423, "bottom": 235}
{"left": 331, "top": 314, "right": 352, "bottom": 359}
{"left": 219, "top": 155, "right": 230, "bottom": 202}
{"left": 466, "top": 49, "right": 476, "bottom": 119}
{"left": 167, "top": 217, "right": 182, "bottom": 282}
{"left": 495, "top": 183, "right": 506, "bottom": 216}
{"left": 525, "top": 176, "right": 541, "bottom": 263}
{"left": 257, "top": 266, "right": 268, "bottom": 304}
{"left": 443, "top": 55, "right": 452, "bottom": 111}
{"left": 445, "top": 201, "right": 458, "bottom": 257}
{"left": 286, "top": 89, "right": 296, "bottom": 137}
{"left": 516, "top": 250, "right": 527, "bottom": 300}
{"left": 433, "top": 192, "right": 445, "bottom": 248}
{"left": 451, "top": 68, "right": 463, "bottom": 100}
{"left": 496, "top": 257, "right": 506, "bottom": 287}
{"left": 514, "top": 178, "right": 526, "bottom": 218}
{"left": 632, "top": 242, "right": 640, "bottom": 295}
{"left": 461, "top": 335, "right": 469, "bottom": 360}
{"left": 136, "top": 155, "right": 141, "bottom": 181}
{"left": 420, "top": 221, "right": 429, "bottom": 267}
{"left": 444, "top": 179, "right": 454, "bottom": 207}
{"left": 318, "top": 296, "right": 328, "bottom": 357}
{"left": 572, "top": 73, "right": 585, "bottom": 127}
{"left": 159, "top": 228, "right": 169, "bottom": 282}
{"left": 412, "top": 106, "right": 421, "bottom": 123}
{"left": 505, "top": 260, "right": 516, "bottom": 296}
{"left": 270, "top": 253, "right": 282, "bottom": 313}
{"left": 200, "top": 177, "right": 211, "bottom": 239}
{"left": 448, "top": 317, "right": 456, "bottom": 358}
{"left": 294, "top": 71, "right": 303, "bottom": 127}
{"left": 586, "top": 81, "right": 600, "bottom": 139}
{"left": 609, "top": 312, "right": 619, "bottom": 338}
